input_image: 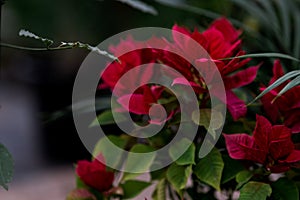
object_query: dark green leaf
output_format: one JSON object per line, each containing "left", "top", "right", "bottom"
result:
{"left": 239, "top": 181, "right": 272, "bottom": 200}
{"left": 236, "top": 170, "right": 253, "bottom": 189}
{"left": 194, "top": 148, "right": 224, "bottom": 190}
{"left": 152, "top": 178, "right": 167, "bottom": 200}
{"left": 121, "top": 180, "right": 151, "bottom": 199}
{"left": 92, "top": 135, "right": 129, "bottom": 169}
{"left": 250, "top": 70, "right": 300, "bottom": 104}
{"left": 123, "top": 144, "right": 156, "bottom": 181}
{"left": 117, "top": 0, "right": 158, "bottom": 15}
{"left": 166, "top": 164, "right": 192, "bottom": 195}
{"left": 90, "top": 110, "right": 127, "bottom": 127}
{"left": 169, "top": 138, "right": 195, "bottom": 165}
{"left": 271, "top": 178, "right": 299, "bottom": 200}
{"left": 0, "top": 143, "right": 14, "bottom": 190}
{"left": 221, "top": 155, "right": 244, "bottom": 184}
{"left": 192, "top": 109, "right": 224, "bottom": 139}
{"left": 276, "top": 75, "right": 300, "bottom": 97}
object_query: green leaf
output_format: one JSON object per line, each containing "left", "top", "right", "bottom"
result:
{"left": 117, "top": 0, "right": 158, "bottom": 15}
{"left": 194, "top": 148, "right": 224, "bottom": 191}
{"left": 250, "top": 70, "right": 300, "bottom": 104}
{"left": 220, "top": 53, "right": 300, "bottom": 62}
{"left": 276, "top": 75, "right": 300, "bottom": 98}
{"left": 0, "top": 143, "right": 14, "bottom": 190}
{"left": 90, "top": 110, "right": 127, "bottom": 127}
{"left": 92, "top": 135, "right": 128, "bottom": 169}
{"left": 271, "top": 178, "right": 299, "bottom": 200}
{"left": 239, "top": 181, "right": 272, "bottom": 200}
{"left": 221, "top": 155, "right": 244, "bottom": 184}
{"left": 121, "top": 180, "right": 151, "bottom": 199}
{"left": 169, "top": 138, "right": 195, "bottom": 165}
{"left": 152, "top": 178, "right": 167, "bottom": 200}
{"left": 76, "top": 175, "right": 88, "bottom": 189}
{"left": 166, "top": 164, "right": 192, "bottom": 195}
{"left": 236, "top": 170, "right": 253, "bottom": 190}
{"left": 123, "top": 144, "right": 156, "bottom": 181}
{"left": 192, "top": 109, "right": 224, "bottom": 139}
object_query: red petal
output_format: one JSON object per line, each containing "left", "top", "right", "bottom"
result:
{"left": 226, "top": 90, "right": 247, "bottom": 120}
{"left": 223, "top": 133, "right": 266, "bottom": 164}
{"left": 253, "top": 115, "right": 272, "bottom": 151}
{"left": 118, "top": 94, "right": 149, "bottom": 114}
{"left": 284, "top": 150, "right": 300, "bottom": 163}
{"left": 269, "top": 139, "right": 294, "bottom": 160}
{"left": 224, "top": 65, "right": 260, "bottom": 89}
{"left": 270, "top": 59, "right": 285, "bottom": 85}
{"left": 209, "top": 18, "right": 240, "bottom": 43}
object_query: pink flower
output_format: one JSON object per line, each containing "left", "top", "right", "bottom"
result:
{"left": 224, "top": 115, "right": 300, "bottom": 173}
{"left": 260, "top": 60, "right": 300, "bottom": 133}
{"left": 76, "top": 154, "right": 114, "bottom": 192}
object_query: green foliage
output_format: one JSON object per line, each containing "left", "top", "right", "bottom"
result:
{"left": 239, "top": 181, "right": 272, "bottom": 200}
{"left": 271, "top": 178, "right": 299, "bottom": 200}
{"left": 166, "top": 163, "right": 192, "bottom": 196}
{"left": 235, "top": 170, "right": 253, "bottom": 190}
{"left": 221, "top": 155, "right": 244, "bottom": 184}
{"left": 192, "top": 108, "right": 224, "bottom": 139}
{"left": 121, "top": 180, "right": 151, "bottom": 199}
{"left": 90, "top": 110, "right": 127, "bottom": 127}
{"left": 117, "top": 0, "right": 158, "bottom": 15}
{"left": 122, "top": 144, "right": 156, "bottom": 181}
{"left": 250, "top": 70, "right": 300, "bottom": 103}
{"left": 169, "top": 138, "right": 195, "bottom": 165}
{"left": 0, "top": 143, "right": 14, "bottom": 190}
{"left": 152, "top": 178, "right": 167, "bottom": 200}
{"left": 92, "top": 135, "right": 129, "bottom": 169}
{"left": 194, "top": 148, "right": 224, "bottom": 191}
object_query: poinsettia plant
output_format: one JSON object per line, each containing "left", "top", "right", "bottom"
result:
{"left": 67, "top": 15, "right": 300, "bottom": 200}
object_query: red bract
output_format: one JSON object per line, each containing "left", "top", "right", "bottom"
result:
{"left": 260, "top": 60, "right": 300, "bottom": 133}
{"left": 172, "top": 18, "right": 259, "bottom": 120}
{"left": 223, "top": 115, "right": 300, "bottom": 173}
{"left": 76, "top": 154, "right": 114, "bottom": 192}
{"left": 101, "top": 36, "right": 164, "bottom": 115}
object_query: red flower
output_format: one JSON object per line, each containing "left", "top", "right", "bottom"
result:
{"left": 172, "top": 18, "right": 259, "bottom": 120}
{"left": 76, "top": 154, "right": 114, "bottom": 192}
{"left": 261, "top": 60, "right": 300, "bottom": 133}
{"left": 223, "top": 115, "right": 300, "bottom": 173}
{"left": 101, "top": 36, "right": 164, "bottom": 116}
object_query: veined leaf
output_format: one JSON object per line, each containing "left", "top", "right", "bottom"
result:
{"left": 92, "top": 135, "right": 129, "bottom": 169}
{"left": 194, "top": 148, "right": 224, "bottom": 191}
{"left": 239, "top": 181, "right": 272, "bottom": 200}
{"left": 169, "top": 138, "right": 195, "bottom": 165}
{"left": 152, "top": 178, "right": 167, "bottom": 200}
{"left": 121, "top": 180, "right": 151, "bottom": 199}
{"left": 166, "top": 163, "right": 192, "bottom": 196}
{"left": 236, "top": 170, "right": 253, "bottom": 190}
{"left": 123, "top": 144, "right": 156, "bottom": 181}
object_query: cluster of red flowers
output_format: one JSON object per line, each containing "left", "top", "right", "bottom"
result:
{"left": 101, "top": 18, "right": 259, "bottom": 121}
{"left": 74, "top": 17, "right": 300, "bottom": 196}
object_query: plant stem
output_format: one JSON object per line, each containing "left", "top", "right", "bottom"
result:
{"left": 0, "top": 42, "right": 74, "bottom": 51}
